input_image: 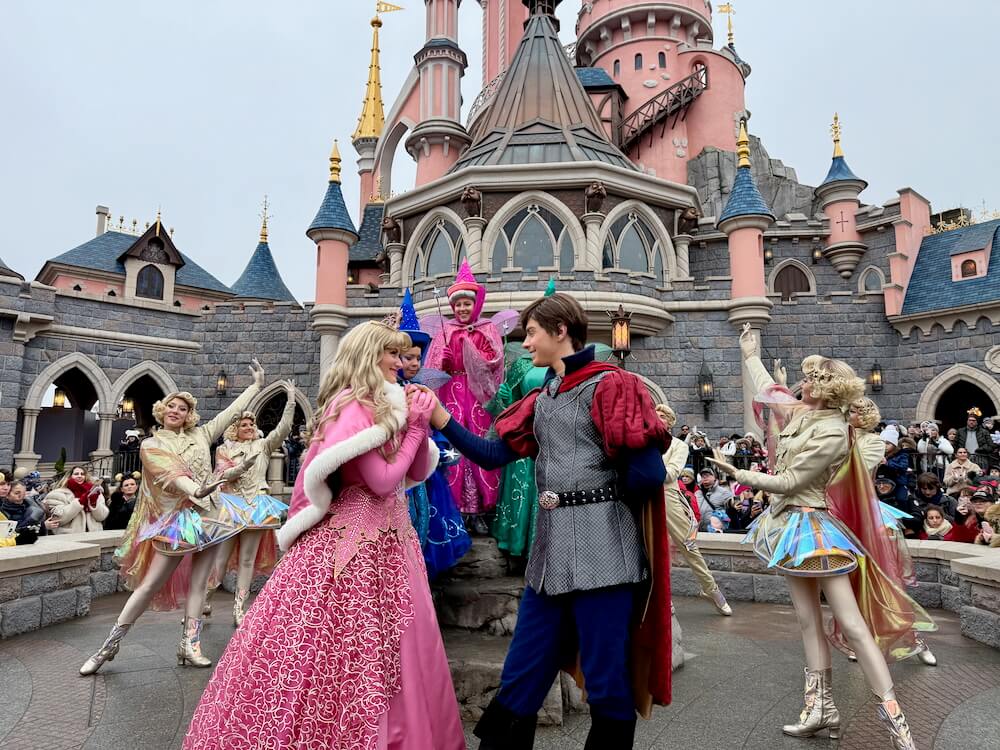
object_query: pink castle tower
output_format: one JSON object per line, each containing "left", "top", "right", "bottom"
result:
{"left": 574, "top": 0, "right": 749, "bottom": 183}
{"left": 404, "top": 0, "right": 473, "bottom": 186}
{"left": 815, "top": 114, "right": 869, "bottom": 279}
{"left": 307, "top": 141, "right": 357, "bottom": 371}
{"left": 478, "top": 0, "right": 531, "bottom": 87}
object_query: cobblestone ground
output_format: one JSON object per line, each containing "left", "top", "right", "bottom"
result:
{"left": 1, "top": 594, "right": 998, "bottom": 749}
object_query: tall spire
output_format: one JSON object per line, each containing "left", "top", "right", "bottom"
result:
{"left": 329, "top": 140, "right": 343, "bottom": 183}
{"left": 831, "top": 112, "right": 844, "bottom": 158}
{"left": 719, "top": 3, "right": 736, "bottom": 46}
{"left": 353, "top": 14, "right": 387, "bottom": 142}
{"left": 259, "top": 195, "right": 270, "bottom": 243}
{"left": 736, "top": 119, "right": 751, "bottom": 169}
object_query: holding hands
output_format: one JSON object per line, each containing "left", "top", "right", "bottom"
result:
{"left": 404, "top": 384, "right": 436, "bottom": 428}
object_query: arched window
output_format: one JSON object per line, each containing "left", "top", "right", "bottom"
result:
{"left": 136, "top": 264, "right": 164, "bottom": 300}
{"left": 773, "top": 264, "right": 811, "bottom": 301}
{"left": 413, "top": 219, "right": 463, "bottom": 281}
{"left": 658, "top": 51, "right": 667, "bottom": 68}
{"left": 860, "top": 267, "right": 883, "bottom": 293}
{"left": 492, "top": 204, "right": 569, "bottom": 272}
{"left": 961, "top": 259, "right": 977, "bottom": 278}
{"left": 653, "top": 243, "right": 665, "bottom": 284}
{"left": 603, "top": 212, "right": 657, "bottom": 274}
{"left": 613, "top": 59, "right": 621, "bottom": 78}
{"left": 634, "top": 53, "right": 643, "bottom": 71}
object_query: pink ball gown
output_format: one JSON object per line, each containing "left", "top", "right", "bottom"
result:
{"left": 182, "top": 383, "right": 465, "bottom": 750}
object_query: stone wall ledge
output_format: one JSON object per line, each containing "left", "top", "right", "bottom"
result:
{"left": 1, "top": 530, "right": 125, "bottom": 638}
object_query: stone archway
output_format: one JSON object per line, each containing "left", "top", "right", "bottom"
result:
{"left": 915, "top": 364, "right": 1000, "bottom": 425}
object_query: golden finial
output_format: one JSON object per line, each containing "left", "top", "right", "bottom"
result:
{"left": 329, "top": 140, "right": 343, "bottom": 183}
{"left": 154, "top": 207, "right": 162, "bottom": 237}
{"left": 736, "top": 119, "right": 751, "bottom": 169}
{"left": 353, "top": 5, "right": 398, "bottom": 142}
{"left": 831, "top": 113, "right": 844, "bottom": 158}
{"left": 718, "top": 3, "right": 735, "bottom": 46}
{"left": 169, "top": 227, "right": 175, "bottom": 238}
{"left": 259, "top": 195, "right": 271, "bottom": 242}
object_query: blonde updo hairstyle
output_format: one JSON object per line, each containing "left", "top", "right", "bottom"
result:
{"left": 224, "top": 411, "right": 257, "bottom": 442}
{"left": 152, "top": 391, "right": 200, "bottom": 430}
{"left": 312, "top": 321, "right": 412, "bottom": 447}
{"left": 849, "top": 397, "right": 881, "bottom": 430}
{"left": 655, "top": 403, "right": 677, "bottom": 428}
{"left": 800, "top": 355, "right": 866, "bottom": 409}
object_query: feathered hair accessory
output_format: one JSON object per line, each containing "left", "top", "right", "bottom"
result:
{"left": 968, "top": 407, "right": 983, "bottom": 418}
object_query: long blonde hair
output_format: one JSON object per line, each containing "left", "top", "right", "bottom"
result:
{"left": 311, "top": 321, "right": 412, "bottom": 444}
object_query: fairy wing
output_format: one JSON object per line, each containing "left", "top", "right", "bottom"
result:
{"left": 421, "top": 315, "right": 448, "bottom": 340}
{"left": 463, "top": 336, "right": 504, "bottom": 405}
{"left": 490, "top": 309, "right": 520, "bottom": 339}
{"left": 413, "top": 368, "right": 452, "bottom": 391}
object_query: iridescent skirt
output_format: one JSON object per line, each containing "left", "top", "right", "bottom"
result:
{"left": 139, "top": 493, "right": 251, "bottom": 556}
{"left": 743, "top": 506, "right": 862, "bottom": 576}
{"left": 244, "top": 493, "right": 289, "bottom": 530}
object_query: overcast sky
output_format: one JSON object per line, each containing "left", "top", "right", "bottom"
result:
{"left": 2, "top": 1, "right": 996, "bottom": 301}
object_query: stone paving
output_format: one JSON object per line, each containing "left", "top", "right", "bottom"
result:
{"left": 1, "top": 593, "right": 998, "bottom": 750}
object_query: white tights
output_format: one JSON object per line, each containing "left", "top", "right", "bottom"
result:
{"left": 117, "top": 547, "right": 216, "bottom": 625}
{"left": 785, "top": 573, "right": 895, "bottom": 700}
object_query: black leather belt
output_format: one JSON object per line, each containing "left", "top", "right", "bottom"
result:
{"left": 537, "top": 486, "right": 619, "bottom": 510}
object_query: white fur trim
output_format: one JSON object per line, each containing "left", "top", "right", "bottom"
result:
{"left": 403, "top": 437, "right": 441, "bottom": 490}
{"left": 276, "top": 384, "right": 409, "bottom": 552}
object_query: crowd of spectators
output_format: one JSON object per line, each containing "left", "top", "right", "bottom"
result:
{"left": 669, "top": 408, "right": 1000, "bottom": 546}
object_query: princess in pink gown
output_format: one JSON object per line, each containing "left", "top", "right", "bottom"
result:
{"left": 424, "top": 260, "right": 503, "bottom": 519}
{"left": 183, "top": 320, "right": 465, "bottom": 750}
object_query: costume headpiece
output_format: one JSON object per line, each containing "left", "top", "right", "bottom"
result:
{"left": 447, "top": 259, "right": 486, "bottom": 320}
{"left": 968, "top": 406, "right": 983, "bottom": 419}
{"left": 374, "top": 310, "right": 401, "bottom": 331}
{"left": 544, "top": 276, "right": 557, "bottom": 297}
{"left": 399, "top": 288, "right": 430, "bottom": 355}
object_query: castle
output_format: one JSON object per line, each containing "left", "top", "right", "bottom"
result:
{"left": 2, "top": 0, "right": 998, "bottom": 477}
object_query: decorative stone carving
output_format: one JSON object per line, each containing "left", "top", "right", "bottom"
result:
{"left": 822, "top": 241, "right": 868, "bottom": 279}
{"left": 584, "top": 181, "right": 607, "bottom": 214}
{"left": 460, "top": 186, "right": 483, "bottom": 218}
{"left": 381, "top": 215, "right": 401, "bottom": 244}
{"left": 986, "top": 345, "right": 1000, "bottom": 374}
{"left": 676, "top": 206, "right": 701, "bottom": 235}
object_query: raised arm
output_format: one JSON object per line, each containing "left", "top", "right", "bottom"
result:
{"left": 201, "top": 359, "right": 265, "bottom": 442}
{"left": 263, "top": 381, "right": 297, "bottom": 453}
{"left": 731, "top": 419, "right": 849, "bottom": 496}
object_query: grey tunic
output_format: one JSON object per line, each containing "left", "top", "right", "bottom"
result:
{"left": 525, "top": 371, "right": 648, "bottom": 595}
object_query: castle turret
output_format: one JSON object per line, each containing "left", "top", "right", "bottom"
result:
{"left": 574, "top": 0, "right": 748, "bottom": 183}
{"left": 478, "top": 0, "right": 530, "bottom": 88}
{"left": 718, "top": 120, "right": 774, "bottom": 435}
{"left": 354, "top": 14, "right": 388, "bottom": 215}
{"left": 815, "top": 114, "right": 868, "bottom": 278}
{"left": 307, "top": 141, "right": 358, "bottom": 371}
{"left": 231, "top": 199, "right": 297, "bottom": 304}
{"left": 405, "top": 0, "right": 473, "bottom": 185}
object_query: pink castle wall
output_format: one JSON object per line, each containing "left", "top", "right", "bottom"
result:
{"left": 727, "top": 226, "right": 767, "bottom": 299}
{"left": 315, "top": 239, "right": 349, "bottom": 306}
{"left": 885, "top": 189, "right": 932, "bottom": 316}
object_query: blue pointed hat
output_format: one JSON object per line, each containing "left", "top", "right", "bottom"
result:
{"left": 399, "top": 289, "right": 431, "bottom": 353}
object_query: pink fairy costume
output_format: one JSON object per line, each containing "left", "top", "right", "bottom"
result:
{"left": 183, "top": 382, "right": 465, "bottom": 750}
{"left": 424, "top": 260, "right": 503, "bottom": 514}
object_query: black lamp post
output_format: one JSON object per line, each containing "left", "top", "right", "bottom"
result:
{"left": 870, "top": 362, "right": 883, "bottom": 393}
{"left": 216, "top": 370, "right": 228, "bottom": 397}
{"left": 607, "top": 304, "right": 632, "bottom": 368}
{"left": 698, "top": 362, "right": 715, "bottom": 420}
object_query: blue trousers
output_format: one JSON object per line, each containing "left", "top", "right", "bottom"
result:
{"left": 496, "top": 584, "right": 637, "bottom": 721}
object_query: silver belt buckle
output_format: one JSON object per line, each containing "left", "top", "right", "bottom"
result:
{"left": 538, "top": 491, "right": 560, "bottom": 510}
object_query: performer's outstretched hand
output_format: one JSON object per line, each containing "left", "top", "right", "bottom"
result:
{"left": 193, "top": 478, "right": 226, "bottom": 499}
{"left": 773, "top": 358, "right": 788, "bottom": 387}
{"left": 739, "top": 323, "right": 757, "bottom": 361}
{"left": 250, "top": 358, "right": 265, "bottom": 387}
{"left": 285, "top": 379, "right": 296, "bottom": 398}
{"left": 706, "top": 450, "right": 737, "bottom": 477}
{"left": 222, "top": 453, "right": 259, "bottom": 483}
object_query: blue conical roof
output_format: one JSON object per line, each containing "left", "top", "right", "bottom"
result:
{"left": 230, "top": 241, "right": 297, "bottom": 303}
{"left": 821, "top": 155, "right": 864, "bottom": 186}
{"left": 308, "top": 181, "right": 357, "bottom": 235}
{"left": 719, "top": 166, "right": 775, "bottom": 223}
